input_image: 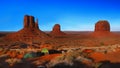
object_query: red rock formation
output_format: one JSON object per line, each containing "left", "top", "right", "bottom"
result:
{"left": 95, "top": 20, "right": 110, "bottom": 32}
{"left": 29, "top": 16, "right": 35, "bottom": 28}
{"left": 4, "top": 15, "right": 49, "bottom": 42}
{"left": 92, "top": 20, "right": 113, "bottom": 38}
{"left": 35, "top": 18, "right": 39, "bottom": 29}
{"left": 50, "top": 24, "right": 66, "bottom": 36}
{"left": 24, "top": 15, "right": 37, "bottom": 29}
{"left": 53, "top": 24, "right": 61, "bottom": 33}
{"left": 24, "top": 15, "right": 29, "bottom": 28}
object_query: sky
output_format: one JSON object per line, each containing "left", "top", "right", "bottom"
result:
{"left": 0, "top": 0, "right": 120, "bottom": 31}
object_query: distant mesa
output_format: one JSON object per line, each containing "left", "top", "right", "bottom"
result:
{"left": 4, "top": 15, "right": 49, "bottom": 42}
{"left": 50, "top": 24, "right": 66, "bottom": 36}
{"left": 92, "top": 20, "right": 112, "bottom": 37}
{"left": 95, "top": 20, "right": 110, "bottom": 32}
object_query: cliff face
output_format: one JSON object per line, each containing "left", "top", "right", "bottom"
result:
{"left": 4, "top": 15, "right": 49, "bottom": 42}
{"left": 24, "top": 15, "right": 39, "bottom": 29}
{"left": 50, "top": 24, "right": 66, "bottom": 36}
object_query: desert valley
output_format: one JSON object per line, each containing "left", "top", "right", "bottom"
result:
{"left": 0, "top": 15, "right": 120, "bottom": 68}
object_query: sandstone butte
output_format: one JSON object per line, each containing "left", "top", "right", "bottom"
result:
{"left": 95, "top": 20, "right": 110, "bottom": 32}
{"left": 50, "top": 24, "right": 66, "bottom": 36}
{"left": 4, "top": 15, "right": 49, "bottom": 42}
{"left": 91, "top": 20, "right": 114, "bottom": 37}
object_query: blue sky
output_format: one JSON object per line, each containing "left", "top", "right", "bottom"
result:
{"left": 0, "top": 0, "right": 120, "bottom": 31}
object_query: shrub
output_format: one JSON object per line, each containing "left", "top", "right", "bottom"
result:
{"left": 100, "top": 42, "right": 104, "bottom": 46}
